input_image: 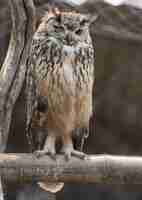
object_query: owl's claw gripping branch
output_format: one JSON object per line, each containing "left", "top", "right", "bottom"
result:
{"left": 34, "top": 134, "right": 56, "bottom": 159}
{"left": 65, "top": 149, "right": 86, "bottom": 161}
{"left": 71, "top": 150, "right": 86, "bottom": 159}
{"left": 61, "top": 143, "right": 86, "bottom": 161}
{"left": 35, "top": 146, "right": 86, "bottom": 161}
{"left": 34, "top": 150, "right": 56, "bottom": 160}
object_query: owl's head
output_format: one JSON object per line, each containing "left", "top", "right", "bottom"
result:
{"left": 38, "top": 9, "right": 96, "bottom": 45}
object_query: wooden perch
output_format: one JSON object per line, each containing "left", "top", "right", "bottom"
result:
{"left": 1, "top": 154, "right": 142, "bottom": 184}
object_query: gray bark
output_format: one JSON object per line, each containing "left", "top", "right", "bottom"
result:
{"left": 0, "top": 0, "right": 35, "bottom": 199}
{"left": 0, "top": 154, "right": 142, "bottom": 184}
{"left": 0, "top": 0, "right": 35, "bottom": 152}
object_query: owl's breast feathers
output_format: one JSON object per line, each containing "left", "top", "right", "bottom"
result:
{"left": 28, "top": 32, "right": 94, "bottom": 130}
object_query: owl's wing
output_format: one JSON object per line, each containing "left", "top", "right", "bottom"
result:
{"left": 26, "top": 39, "right": 40, "bottom": 151}
{"left": 26, "top": 36, "right": 60, "bottom": 150}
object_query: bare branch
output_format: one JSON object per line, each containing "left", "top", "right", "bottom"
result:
{"left": 0, "top": 154, "right": 142, "bottom": 184}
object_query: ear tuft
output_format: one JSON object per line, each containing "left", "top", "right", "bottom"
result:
{"left": 86, "top": 14, "right": 98, "bottom": 26}
{"left": 53, "top": 7, "right": 61, "bottom": 22}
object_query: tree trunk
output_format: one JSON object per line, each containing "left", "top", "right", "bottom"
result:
{"left": 0, "top": 0, "right": 35, "bottom": 152}
{"left": 0, "top": 0, "right": 35, "bottom": 199}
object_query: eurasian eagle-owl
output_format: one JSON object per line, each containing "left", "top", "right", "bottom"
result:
{"left": 27, "top": 10, "right": 94, "bottom": 161}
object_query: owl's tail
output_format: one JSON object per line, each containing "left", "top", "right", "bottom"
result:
{"left": 38, "top": 181, "right": 64, "bottom": 193}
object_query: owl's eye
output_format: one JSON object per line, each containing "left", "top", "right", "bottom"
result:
{"left": 80, "top": 19, "right": 89, "bottom": 26}
{"left": 54, "top": 25, "right": 59, "bottom": 29}
{"left": 75, "top": 29, "right": 83, "bottom": 35}
{"left": 54, "top": 25, "right": 64, "bottom": 31}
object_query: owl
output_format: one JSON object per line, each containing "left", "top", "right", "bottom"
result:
{"left": 26, "top": 9, "right": 94, "bottom": 191}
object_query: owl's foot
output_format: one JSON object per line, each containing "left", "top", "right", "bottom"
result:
{"left": 61, "top": 144, "right": 86, "bottom": 161}
{"left": 34, "top": 149, "right": 56, "bottom": 159}
{"left": 34, "top": 135, "right": 56, "bottom": 159}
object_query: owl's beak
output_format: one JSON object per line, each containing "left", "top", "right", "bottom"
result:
{"left": 65, "top": 31, "right": 71, "bottom": 45}
{"left": 66, "top": 34, "right": 70, "bottom": 44}
{"left": 48, "top": 6, "right": 61, "bottom": 18}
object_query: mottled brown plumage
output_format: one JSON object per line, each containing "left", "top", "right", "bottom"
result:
{"left": 26, "top": 9, "right": 94, "bottom": 192}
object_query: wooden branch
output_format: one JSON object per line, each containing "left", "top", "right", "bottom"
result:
{"left": 0, "top": 0, "right": 36, "bottom": 152}
{"left": 0, "top": 154, "right": 142, "bottom": 184}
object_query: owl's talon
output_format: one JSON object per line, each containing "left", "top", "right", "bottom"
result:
{"left": 34, "top": 150, "right": 56, "bottom": 160}
{"left": 50, "top": 153, "right": 56, "bottom": 160}
{"left": 64, "top": 152, "right": 71, "bottom": 161}
{"left": 34, "top": 150, "right": 49, "bottom": 158}
{"left": 61, "top": 146, "right": 86, "bottom": 160}
{"left": 71, "top": 150, "right": 86, "bottom": 159}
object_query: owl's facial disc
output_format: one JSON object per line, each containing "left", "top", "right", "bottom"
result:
{"left": 40, "top": 12, "right": 91, "bottom": 44}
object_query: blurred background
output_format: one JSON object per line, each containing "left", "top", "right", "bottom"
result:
{"left": 1, "top": 0, "right": 142, "bottom": 199}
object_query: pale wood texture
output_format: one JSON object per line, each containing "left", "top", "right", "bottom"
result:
{"left": 0, "top": 154, "right": 142, "bottom": 184}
